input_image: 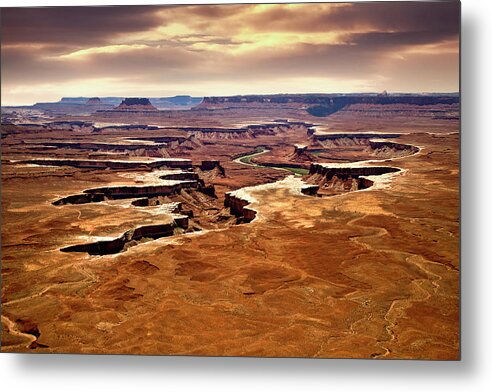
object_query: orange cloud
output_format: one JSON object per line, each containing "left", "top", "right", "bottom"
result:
{"left": 1, "top": 2, "right": 460, "bottom": 105}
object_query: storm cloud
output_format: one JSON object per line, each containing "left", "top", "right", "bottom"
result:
{"left": 1, "top": 1, "right": 460, "bottom": 105}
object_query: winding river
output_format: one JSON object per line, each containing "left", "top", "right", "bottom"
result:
{"left": 233, "top": 147, "right": 309, "bottom": 176}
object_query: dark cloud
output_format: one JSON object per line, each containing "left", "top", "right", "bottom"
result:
{"left": 0, "top": 2, "right": 460, "bottom": 104}
{"left": 248, "top": 2, "right": 459, "bottom": 42}
{"left": 332, "top": 2, "right": 460, "bottom": 35}
{"left": 1, "top": 6, "right": 166, "bottom": 47}
{"left": 348, "top": 30, "right": 457, "bottom": 49}
{"left": 178, "top": 4, "right": 246, "bottom": 19}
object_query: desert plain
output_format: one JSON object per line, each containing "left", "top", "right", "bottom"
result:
{"left": 1, "top": 94, "right": 459, "bottom": 359}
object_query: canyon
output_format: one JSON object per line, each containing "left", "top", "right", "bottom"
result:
{"left": 1, "top": 94, "right": 459, "bottom": 359}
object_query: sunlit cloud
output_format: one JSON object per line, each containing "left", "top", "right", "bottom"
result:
{"left": 1, "top": 2, "right": 460, "bottom": 105}
{"left": 58, "top": 44, "right": 149, "bottom": 60}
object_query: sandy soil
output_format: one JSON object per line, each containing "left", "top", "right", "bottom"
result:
{"left": 1, "top": 103, "right": 459, "bottom": 358}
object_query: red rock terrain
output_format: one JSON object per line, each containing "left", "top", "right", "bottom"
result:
{"left": 1, "top": 97, "right": 459, "bottom": 359}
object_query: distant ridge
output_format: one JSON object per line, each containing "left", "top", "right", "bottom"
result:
{"left": 55, "top": 96, "right": 203, "bottom": 108}
{"left": 86, "top": 97, "right": 103, "bottom": 105}
{"left": 194, "top": 93, "right": 460, "bottom": 116}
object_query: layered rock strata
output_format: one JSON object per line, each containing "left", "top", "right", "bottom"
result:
{"left": 112, "top": 98, "right": 158, "bottom": 112}
{"left": 53, "top": 180, "right": 201, "bottom": 205}
{"left": 61, "top": 217, "right": 188, "bottom": 255}
{"left": 17, "top": 158, "right": 192, "bottom": 170}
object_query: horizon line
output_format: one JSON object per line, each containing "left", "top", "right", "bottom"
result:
{"left": 2, "top": 91, "right": 461, "bottom": 108}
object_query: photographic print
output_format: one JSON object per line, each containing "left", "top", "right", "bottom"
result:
{"left": 0, "top": 1, "right": 460, "bottom": 359}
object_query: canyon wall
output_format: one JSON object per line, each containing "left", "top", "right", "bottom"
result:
{"left": 224, "top": 194, "right": 257, "bottom": 223}
{"left": 308, "top": 163, "right": 400, "bottom": 179}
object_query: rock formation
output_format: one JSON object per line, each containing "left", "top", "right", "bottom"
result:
{"left": 86, "top": 97, "right": 102, "bottom": 105}
{"left": 194, "top": 93, "right": 459, "bottom": 116}
{"left": 53, "top": 181, "right": 199, "bottom": 206}
{"left": 287, "top": 144, "right": 316, "bottom": 163}
{"left": 200, "top": 160, "right": 226, "bottom": 175}
{"left": 368, "top": 140, "right": 420, "bottom": 158}
{"left": 61, "top": 220, "right": 187, "bottom": 255}
{"left": 224, "top": 193, "right": 257, "bottom": 223}
{"left": 312, "top": 132, "right": 400, "bottom": 146}
{"left": 114, "top": 98, "right": 158, "bottom": 112}
{"left": 308, "top": 162, "right": 400, "bottom": 179}
{"left": 20, "top": 158, "right": 192, "bottom": 170}
{"left": 305, "top": 163, "right": 401, "bottom": 195}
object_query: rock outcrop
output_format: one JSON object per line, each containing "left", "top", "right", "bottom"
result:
{"left": 224, "top": 194, "right": 257, "bottom": 223}
{"left": 305, "top": 163, "right": 401, "bottom": 195}
{"left": 287, "top": 144, "right": 316, "bottom": 163}
{"left": 308, "top": 163, "right": 400, "bottom": 179}
{"left": 312, "top": 133, "right": 401, "bottom": 147}
{"left": 61, "top": 219, "right": 188, "bottom": 255}
{"left": 194, "top": 94, "right": 459, "bottom": 116}
{"left": 200, "top": 160, "right": 226, "bottom": 175}
{"left": 86, "top": 97, "right": 102, "bottom": 105}
{"left": 368, "top": 140, "right": 420, "bottom": 158}
{"left": 53, "top": 181, "right": 199, "bottom": 206}
{"left": 113, "top": 98, "right": 158, "bottom": 112}
{"left": 52, "top": 167, "right": 217, "bottom": 206}
{"left": 184, "top": 122, "right": 309, "bottom": 140}
{"left": 20, "top": 158, "right": 192, "bottom": 170}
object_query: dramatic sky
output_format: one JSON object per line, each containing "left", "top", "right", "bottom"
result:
{"left": 1, "top": 1, "right": 460, "bottom": 105}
